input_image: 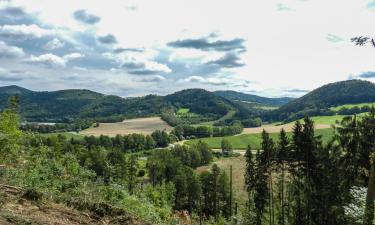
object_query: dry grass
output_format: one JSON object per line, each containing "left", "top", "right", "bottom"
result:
{"left": 0, "top": 186, "right": 150, "bottom": 225}
{"left": 80, "top": 117, "right": 172, "bottom": 137}
{"left": 196, "top": 156, "right": 247, "bottom": 205}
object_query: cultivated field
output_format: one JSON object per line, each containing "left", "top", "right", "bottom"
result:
{"left": 330, "top": 102, "right": 375, "bottom": 111}
{"left": 187, "top": 128, "right": 334, "bottom": 149}
{"left": 242, "top": 123, "right": 331, "bottom": 134}
{"left": 80, "top": 117, "right": 172, "bottom": 137}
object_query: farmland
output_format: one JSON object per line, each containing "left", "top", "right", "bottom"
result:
{"left": 186, "top": 128, "right": 334, "bottom": 149}
{"left": 80, "top": 117, "right": 172, "bottom": 137}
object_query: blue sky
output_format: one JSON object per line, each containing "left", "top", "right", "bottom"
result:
{"left": 0, "top": 0, "right": 374, "bottom": 97}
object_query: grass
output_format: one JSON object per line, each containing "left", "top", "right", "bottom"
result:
{"left": 275, "top": 114, "right": 366, "bottom": 126}
{"left": 176, "top": 108, "right": 200, "bottom": 119}
{"left": 186, "top": 128, "right": 334, "bottom": 149}
{"left": 198, "top": 109, "right": 237, "bottom": 126}
{"left": 176, "top": 108, "right": 190, "bottom": 114}
{"left": 309, "top": 115, "right": 345, "bottom": 124}
{"left": 330, "top": 102, "right": 375, "bottom": 111}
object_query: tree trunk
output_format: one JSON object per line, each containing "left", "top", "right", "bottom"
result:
{"left": 230, "top": 165, "right": 233, "bottom": 218}
{"left": 363, "top": 159, "right": 375, "bottom": 225}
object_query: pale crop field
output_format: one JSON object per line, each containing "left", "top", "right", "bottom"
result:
{"left": 80, "top": 117, "right": 172, "bottom": 137}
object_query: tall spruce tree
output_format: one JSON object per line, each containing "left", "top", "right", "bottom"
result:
{"left": 254, "top": 149, "right": 268, "bottom": 225}
{"left": 245, "top": 144, "right": 256, "bottom": 199}
{"left": 261, "top": 130, "right": 275, "bottom": 225}
{"left": 359, "top": 107, "right": 375, "bottom": 225}
{"left": 277, "top": 129, "right": 289, "bottom": 225}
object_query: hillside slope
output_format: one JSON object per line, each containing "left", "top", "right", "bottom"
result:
{"left": 266, "top": 80, "right": 375, "bottom": 122}
{"left": 0, "top": 86, "right": 249, "bottom": 123}
{"left": 214, "top": 90, "right": 293, "bottom": 106}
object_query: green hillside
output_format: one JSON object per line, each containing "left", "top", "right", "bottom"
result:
{"left": 0, "top": 86, "right": 253, "bottom": 124}
{"left": 214, "top": 90, "right": 293, "bottom": 106}
{"left": 266, "top": 80, "right": 375, "bottom": 122}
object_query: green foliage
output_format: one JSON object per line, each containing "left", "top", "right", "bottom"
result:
{"left": 221, "top": 139, "right": 232, "bottom": 155}
{"left": 151, "top": 130, "right": 171, "bottom": 147}
{"left": 0, "top": 107, "right": 22, "bottom": 163}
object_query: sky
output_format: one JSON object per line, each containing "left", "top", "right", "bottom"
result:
{"left": 0, "top": 0, "right": 374, "bottom": 97}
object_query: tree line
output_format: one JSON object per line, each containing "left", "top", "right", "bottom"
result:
{"left": 244, "top": 111, "right": 375, "bottom": 225}
{"left": 171, "top": 122, "right": 243, "bottom": 141}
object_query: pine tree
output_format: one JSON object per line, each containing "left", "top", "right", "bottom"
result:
{"left": 277, "top": 129, "right": 289, "bottom": 225}
{"left": 212, "top": 164, "right": 220, "bottom": 221}
{"left": 359, "top": 107, "right": 375, "bottom": 225}
{"left": 254, "top": 149, "right": 269, "bottom": 225}
{"left": 126, "top": 155, "right": 138, "bottom": 194}
{"left": 245, "top": 144, "right": 256, "bottom": 202}
{"left": 261, "top": 130, "right": 275, "bottom": 225}
{"left": 218, "top": 170, "right": 231, "bottom": 218}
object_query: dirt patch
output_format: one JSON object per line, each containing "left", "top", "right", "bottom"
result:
{"left": 241, "top": 124, "right": 331, "bottom": 135}
{"left": 0, "top": 187, "right": 150, "bottom": 225}
{"left": 80, "top": 117, "right": 172, "bottom": 137}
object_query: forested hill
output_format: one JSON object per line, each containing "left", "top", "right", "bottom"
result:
{"left": 0, "top": 86, "right": 249, "bottom": 123}
{"left": 214, "top": 90, "right": 293, "bottom": 106}
{"left": 265, "top": 79, "right": 375, "bottom": 122}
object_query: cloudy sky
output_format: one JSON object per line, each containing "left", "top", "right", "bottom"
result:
{"left": 0, "top": 0, "right": 374, "bottom": 97}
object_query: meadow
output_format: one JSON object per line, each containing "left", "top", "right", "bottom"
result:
{"left": 330, "top": 102, "right": 375, "bottom": 111}
{"left": 186, "top": 128, "right": 334, "bottom": 149}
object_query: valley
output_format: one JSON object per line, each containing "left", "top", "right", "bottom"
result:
{"left": 0, "top": 79, "right": 374, "bottom": 225}
{"left": 0, "top": 1, "right": 373, "bottom": 224}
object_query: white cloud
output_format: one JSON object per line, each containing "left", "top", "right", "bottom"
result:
{"left": 24, "top": 53, "right": 66, "bottom": 67}
{"left": 104, "top": 50, "right": 171, "bottom": 75}
{"left": 0, "top": 0, "right": 374, "bottom": 96}
{"left": 63, "top": 52, "right": 84, "bottom": 60}
{"left": 0, "top": 24, "right": 54, "bottom": 40}
{"left": 183, "top": 75, "right": 229, "bottom": 86}
{"left": 43, "top": 38, "right": 65, "bottom": 50}
{"left": 0, "top": 41, "right": 25, "bottom": 58}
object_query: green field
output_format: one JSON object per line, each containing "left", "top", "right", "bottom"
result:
{"left": 176, "top": 108, "right": 200, "bottom": 118}
{"left": 276, "top": 114, "right": 365, "bottom": 126}
{"left": 198, "top": 109, "right": 236, "bottom": 126}
{"left": 176, "top": 108, "right": 190, "bottom": 114}
{"left": 186, "top": 128, "right": 334, "bottom": 149}
{"left": 330, "top": 102, "right": 375, "bottom": 111}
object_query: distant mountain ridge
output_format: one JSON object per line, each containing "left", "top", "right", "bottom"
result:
{"left": 2, "top": 80, "right": 373, "bottom": 124}
{"left": 0, "top": 86, "right": 256, "bottom": 123}
{"left": 214, "top": 90, "right": 294, "bottom": 106}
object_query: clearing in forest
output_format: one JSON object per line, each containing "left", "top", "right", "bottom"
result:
{"left": 196, "top": 156, "right": 247, "bottom": 206}
{"left": 80, "top": 117, "right": 172, "bottom": 137}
